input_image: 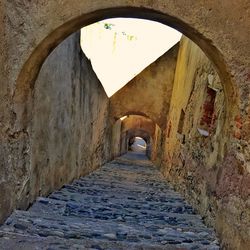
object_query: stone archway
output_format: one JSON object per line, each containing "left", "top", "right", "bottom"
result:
{"left": 1, "top": 2, "right": 249, "bottom": 249}
{"left": 112, "top": 111, "right": 153, "bottom": 126}
{"left": 11, "top": 8, "right": 240, "bottom": 198}
{"left": 12, "top": 8, "right": 238, "bottom": 192}
{"left": 12, "top": 4, "right": 239, "bottom": 133}
{"left": 126, "top": 128, "right": 151, "bottom": 155}
{"left": 112, "top": 114, "right": 166, "bottom": 163}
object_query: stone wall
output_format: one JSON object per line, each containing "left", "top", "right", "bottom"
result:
{"left": 111, "top": 119, "right": 122, "bottom": 159}
{"left": 0, "top": 32, "right": 112, "bottom": 222}
{"left": 110, "top": 44, "right": 178, "bottom": 129}
{"left": 161, "top": 36, "right": 250, "bottom": 249}
{"left": 151, "top": 125, "right": 163, "bottom": 166}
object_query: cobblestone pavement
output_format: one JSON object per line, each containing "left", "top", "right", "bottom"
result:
{"left": 0, "top": 152, "right": 220, "bottom": 249}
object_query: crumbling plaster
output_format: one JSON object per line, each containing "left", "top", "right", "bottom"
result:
{"left": 161, "top": 36, "right": 250, "bottom": 249}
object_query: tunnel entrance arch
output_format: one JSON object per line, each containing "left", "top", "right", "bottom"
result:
{"left": 112, "top": 114, "right": 162, "bottom": 160}
{"left": 13, "top": 10, "right": 235, "bottom": 190}
{"left": 5, "top": 4, "right": 248, "bottom": 248}
{"left": 14, "top": 6, "right": 235, "bottom": 136}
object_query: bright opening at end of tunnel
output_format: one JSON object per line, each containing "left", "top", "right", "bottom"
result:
{"left": 81, "top": 18, "right": 181, "bottom": 97}
{"left": 130, "top": 137, "right": 147, "bottom": 153}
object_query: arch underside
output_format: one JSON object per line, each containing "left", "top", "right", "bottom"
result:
{"left": 14, "top": 5, "right": 234, "bottom": 127}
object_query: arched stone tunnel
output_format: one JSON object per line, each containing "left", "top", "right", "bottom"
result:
{"left": 0, "top": 1, "right": 249, "bottom": 249}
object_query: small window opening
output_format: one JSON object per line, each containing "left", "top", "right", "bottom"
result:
{"left": 178, "top": 109, "right": 185, "bottom": 134}
{"left": 200, "top": 87, "right": 216, "bottom": 131}
{"left": 177, "top": 109, "right": 186, "bottom": 144}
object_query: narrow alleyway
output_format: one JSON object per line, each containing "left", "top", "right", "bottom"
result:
{"left": 0, "top": 153, "right": 219, "bottom": 249}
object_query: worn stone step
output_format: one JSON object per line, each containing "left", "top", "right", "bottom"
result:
{"left": 88, "top": 169, "right": 160, "bottom": 180}
{"left": 29, "top": 198, "right": 199, "bottom": 229}
{"left": 86, "top": 163, "right": 163, "bottom": 179}
{"left": 67, "top": 184, "right": 180, "bottom": 200}
{"left": 48, "top": 191, "right": 188, "bottom": 210}
{"left": 0, "top": 231, "right": 215, "bottom": 250}
{"left": 31, "top": 196, "right": 194, "bottom": 218}
{"left": 0, "top": 231, "right": 185, "bottom": 250}
{"left": 49, "top": 181, "right": 185, "bottom": 203}
{"left": 2, "top": 210, "right": 218, "bottom": 248}
{"left": 49, "top": 183, "right": 190, "bottom": 205}
{"left": 73, "top": 176, "right": 177, "bottom": 192}
{"left": 73, "top": 171, "right": 172, "bottom": 189}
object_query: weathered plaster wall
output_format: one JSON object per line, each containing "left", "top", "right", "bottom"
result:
{"left": 119, "top": 131, "right": 128, "bottom": 156}
{"left": 151, "top": 125, "right": 163, "bottom": 166}
{"left": 0, "top": 1, "right": 11, "bottom": 222}
{"left": 0, "top": 32, "right": 112, "bottom": 222}
{"left": 110, "top": 44, "right": 178, "bottom": 129}
{"left": 111, "top": 119, "right": 122, "bottom": 159}
{"left": 161, "top": 36, "right": 250, "bottom": 249}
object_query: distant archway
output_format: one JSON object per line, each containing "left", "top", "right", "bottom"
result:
{"left": 117, "top": 114, "right": 160, "bottom": 160}
{"left": 129, "top": 136, "right": 147, "bottom": 153}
